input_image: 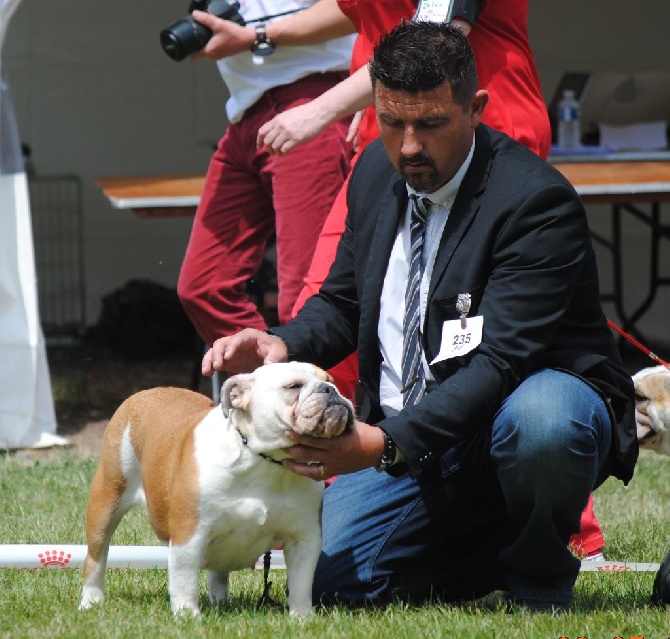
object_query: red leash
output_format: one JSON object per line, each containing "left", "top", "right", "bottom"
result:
{"left": 607, "top": 319, "right": 670, "bottom": 371}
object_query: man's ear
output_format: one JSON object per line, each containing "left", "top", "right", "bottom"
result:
{"left": 470, "top": 89, "right": 489, "bottom": 126}
{"left": 221, "top": 374, "right": 254, "bottom": 418}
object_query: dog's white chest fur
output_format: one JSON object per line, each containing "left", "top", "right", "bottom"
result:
{"left": 193, "top": 409, "right": 324, "bottom": 572}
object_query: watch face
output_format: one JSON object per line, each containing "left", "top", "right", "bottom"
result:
{"left": 253, "top": 41, "right": 276, "bottom": 56}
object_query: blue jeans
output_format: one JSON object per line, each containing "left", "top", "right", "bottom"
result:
{"left": 313, "top": 369, "right": 613, "bottom": 607}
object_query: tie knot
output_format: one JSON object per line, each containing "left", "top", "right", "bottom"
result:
{"left": 411, "top": 195, "right": 428, "bottom": 225}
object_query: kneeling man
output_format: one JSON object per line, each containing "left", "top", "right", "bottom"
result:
{"left": 202, "top": 20, "right": 637, "bottom": 612}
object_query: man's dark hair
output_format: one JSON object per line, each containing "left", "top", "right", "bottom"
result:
{"left": 369, "top": 20, "right": 478, "bottom": 108}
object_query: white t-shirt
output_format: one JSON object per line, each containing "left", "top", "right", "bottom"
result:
{"left": 217, "top": 0, "right": 354, "bottom": 122}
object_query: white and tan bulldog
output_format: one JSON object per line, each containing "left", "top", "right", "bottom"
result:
{"left": 632, "top": 365, "right": 670, "bottom": 456}
{"left": 79, "top": 362, "right": 354, "bottom": 617}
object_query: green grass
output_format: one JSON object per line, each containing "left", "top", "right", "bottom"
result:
{"left": 1, "top": 449, "right": 668, "bottom": 638}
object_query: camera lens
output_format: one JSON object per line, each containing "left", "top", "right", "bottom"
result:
{"left": 160, "top": 17, "right": 212, "bottom": 61}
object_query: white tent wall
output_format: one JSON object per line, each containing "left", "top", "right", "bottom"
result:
{"left": 0, "top": 172, "right": 62, "bottom": 448}
{"left": 1, "top": 0, "right": 64, "bottom": 449}
{"left": 3, "top": 0, "right": 670, "bottom": 344}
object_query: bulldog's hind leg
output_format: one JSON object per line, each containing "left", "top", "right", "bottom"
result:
{"left": 80, "top": 424, "right": 143, "bottom": 610}
{"left": 79, "top": 464, "right": 136, "bottom": 610}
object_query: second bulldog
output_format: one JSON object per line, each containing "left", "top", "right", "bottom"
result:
{"left": 79, "top": 362, "right": 354, "bottom": 617}
{"left": 632, "top": 365, "right": 670, "bottom": 456}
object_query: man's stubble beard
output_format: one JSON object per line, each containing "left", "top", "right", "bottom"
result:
{"left": 399, "top": 156, "right": 440, "bottom": 193}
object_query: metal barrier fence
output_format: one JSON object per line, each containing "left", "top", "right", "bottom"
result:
{"left": 28, "top": 174, "right": 85, "bottom": 339}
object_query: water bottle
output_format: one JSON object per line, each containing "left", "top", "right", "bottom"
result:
{"left": 556, "top": 89, "right": 581, "bottom": 151}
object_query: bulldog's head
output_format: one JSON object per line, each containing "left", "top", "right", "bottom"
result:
{"left": 632, "top": 365, "right": 670, "bottom": 456}
{"left": 221, "top": 362, "right": 355, "bottom": 453}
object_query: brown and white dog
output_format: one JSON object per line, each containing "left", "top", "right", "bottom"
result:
{"left": 632, "top": 365, "right": 670, "bottom": 456}
{"left": 79, "top": 362, "right": 354, "bottom": 617}
{"left": 632, "top": 364, "right": 670, "bottom": 606}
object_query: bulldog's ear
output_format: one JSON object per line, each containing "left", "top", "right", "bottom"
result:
{"left": 636, "top": 371, "right": 670, "bottom": 402}
{"left": 221, "top": 374, "right": 254, "bottom": 418}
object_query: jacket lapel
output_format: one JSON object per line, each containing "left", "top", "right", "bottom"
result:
{"left": 428, "top": 125, "right": 493, "bottom": 301}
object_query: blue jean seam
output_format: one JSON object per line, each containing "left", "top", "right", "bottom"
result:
{"left": 364, "top": 488, "right": 425, "bottom": 588}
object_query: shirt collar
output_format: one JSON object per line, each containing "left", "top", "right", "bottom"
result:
{"left": 406, "top": 137, "right": 475, "bottom": 210}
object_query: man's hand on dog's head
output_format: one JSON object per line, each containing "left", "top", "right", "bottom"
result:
{"left": 202, "top": 328, "right": 288, "bottom": 376}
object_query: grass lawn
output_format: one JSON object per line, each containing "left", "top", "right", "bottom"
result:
{"left": 0, "top": 446, "right": 668, "bottom": 638}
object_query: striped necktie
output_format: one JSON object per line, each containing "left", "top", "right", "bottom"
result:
{"left": 401, "top": 195, "right": 428, "bottom": 406}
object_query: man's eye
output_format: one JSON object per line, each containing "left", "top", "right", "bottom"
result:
{"left": 418, "top": 120, "right": 443, "bottom": 129}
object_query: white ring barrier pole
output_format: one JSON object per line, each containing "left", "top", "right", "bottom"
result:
{"left": 0, "top": 545, "right": 286, "bottom": 570}
{"left": 0, "top": 545, "right": 657, "bottom": 573}
{"left": 579, "top": 560, "right": 660, "bottom": 572}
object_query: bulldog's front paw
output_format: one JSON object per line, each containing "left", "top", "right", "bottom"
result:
{"left": 289, "top": 604, "right": 312, "bottom": 618}
{"left": 172, "top": 600, "right": 201, "bottom": 617}
{"left": 79, "top": 588, "right": 104, "bottom": 611}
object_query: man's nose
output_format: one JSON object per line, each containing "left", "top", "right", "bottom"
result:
{"left": 401, "top": 127, "right": 422, "bottom": 156}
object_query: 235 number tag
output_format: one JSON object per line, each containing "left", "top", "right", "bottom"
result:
{"left": 430, "top": 315, "right": 483, "bottom": 364}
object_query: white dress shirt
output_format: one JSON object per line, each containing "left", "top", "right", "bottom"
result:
{"left": 378, "top": 140, "right": 475, "bottom": 417}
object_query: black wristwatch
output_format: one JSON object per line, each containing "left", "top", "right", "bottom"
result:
{"left": 251, "top": 25, "right": 276, "bottom": 56}
{"left": 375, "top": 429, "right": 398, "bottom": 472}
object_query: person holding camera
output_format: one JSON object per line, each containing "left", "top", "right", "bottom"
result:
{"left": 176, "top": 0, "right": 356, "bottom": 347}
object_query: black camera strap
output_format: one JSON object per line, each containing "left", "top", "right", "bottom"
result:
{"left": 245, "top": 8, "right": 303, "bottom": 25}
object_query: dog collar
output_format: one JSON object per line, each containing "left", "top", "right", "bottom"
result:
{"left": 639, "top": 428, "right": 658, "bottom": 444}
{"left": 235, "top": 426, "right": 284, "bottom": 466}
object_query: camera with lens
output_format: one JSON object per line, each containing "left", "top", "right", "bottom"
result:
{"left": 160, "top": 0, "right": 245, "bottom": 62}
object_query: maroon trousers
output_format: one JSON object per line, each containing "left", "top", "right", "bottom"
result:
{"left": 178, "top": 72, "right": 351, "bottom": 345}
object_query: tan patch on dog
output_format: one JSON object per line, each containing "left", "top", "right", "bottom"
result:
{"left": 127, "top": 388, "right": 212, "bottom": 543}
{"left": 310, "top": 364, "right": 334, "bottom": 384}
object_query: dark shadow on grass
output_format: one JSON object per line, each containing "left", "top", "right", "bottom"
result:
{"left": 48, "top": 336, "right": 210, "bottom": 440}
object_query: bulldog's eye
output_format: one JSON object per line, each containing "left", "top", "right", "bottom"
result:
{"left": 285, "top": 382, "right": 304, "bottom": 391}
{"left": 635, "top": 393, "right": 648, "bottom": 402}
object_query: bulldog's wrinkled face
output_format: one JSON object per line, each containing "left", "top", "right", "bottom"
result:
{"left": 221, "top": 362, "right": 355, "bottom": 451}
{"left": 632, "top": 365, "right": 670, "bottom": 456}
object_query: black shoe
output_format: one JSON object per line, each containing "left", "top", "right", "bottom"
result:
{"left": 652, "top": 549, "right": 670, "bottom": 605}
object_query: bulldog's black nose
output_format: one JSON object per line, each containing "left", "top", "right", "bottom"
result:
{"left": 315, "top": 382, "right": 337, "bottom": 396}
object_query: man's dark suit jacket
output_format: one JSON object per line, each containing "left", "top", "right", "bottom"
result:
{"left": 273, "top": 124, "right": 637, "bottom": 483}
